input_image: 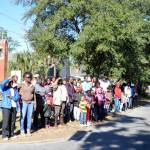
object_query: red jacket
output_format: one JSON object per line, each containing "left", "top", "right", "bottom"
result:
{"left": 114, "top": 87, "right": 121, "bottom": 98}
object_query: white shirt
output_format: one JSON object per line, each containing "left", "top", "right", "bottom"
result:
{"left": 99, "top": 79, "right": 110, "bottom": 92}
{"left": 124, "top": 86, "right": 132, "bottom": 97}
{"left": 10, "top": 88, "right": 17, "bottom": 108}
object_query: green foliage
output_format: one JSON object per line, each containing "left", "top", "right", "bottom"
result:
{"left": 15, "top": 0, "right": 150, "bottom": 81}
{"left": 9, "top": 51, "right": 48, "bottom": 77}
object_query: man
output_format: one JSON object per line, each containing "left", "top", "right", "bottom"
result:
{"left": 19, "top": 72, "right": 36, "bottom": 135}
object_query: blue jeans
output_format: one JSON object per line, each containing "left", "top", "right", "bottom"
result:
{"left": 124, "top": 102, "right": 128, "bottom": 111}
{"left": 21, "top": 101, "right": 34, "bottom": 133}
{"left": 67, "top": 102, "right": 74, "bottom": 121}
{"left": 128, "top": 97, "right": 133, "bottom": 108}
{"left": 80, "top": 112, "right": 86, "bottom": 125}
{"left": 114, "top": 98, "right": 121, "bottom": 112}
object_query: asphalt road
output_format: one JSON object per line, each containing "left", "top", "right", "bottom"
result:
{"left": 0, "top": 105, "right": 150, "bottom": 150}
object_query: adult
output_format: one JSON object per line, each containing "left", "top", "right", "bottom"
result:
{"left": 53, "top": 78, "right": 68, "bottom": 126}
{"left": 65, "top": 78, "right": 76, "bottom": 122}
{"left": 47, "top": 64, "right": 55, "bottom": 80}
{"left": 9, "top": 74, "right": 20, "bottom": 137}
{"left": 9, "top": 82, "right": 20, "bottom": 138}
{"left": 95, "top": 82, "right": 105, "bottom": 121}
{"left": 114, "top": 81, "right": 122, "bottom": 112}
{"left": 19, "top": 72, "right": 36, "bottom": 135}
{"left": 11, "top": 75, "right": 18, "bottom": 84}
{"left": 32, "top": 74, "right": 39, "bottom": 86}
{"left": 124, "top": 82, "right": 132, "bottom": 109}
{"left": 81, "top": 76, "right": 92, "bottom": 95}
{"left": 131, "top": 83, "right": 136, "bottom": 107}
{"left": 33, "top": 78, "right": 46, "bottom": 128}
{"left": 91, "top": 77, "right": 98, "bottom": 88}
{"left": 1, "top": 76, "right": 19, "bottom": 140}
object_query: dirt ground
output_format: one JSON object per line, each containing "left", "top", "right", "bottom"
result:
{"left": 0, "top": 97, "right": 149, "bottom": 143}
{"left": 0, "top": 114, "right": 113, "bottom": 144}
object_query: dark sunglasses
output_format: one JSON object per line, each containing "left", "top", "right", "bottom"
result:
{"left": 25, "top": 76, "right": 31, "bottom": 78}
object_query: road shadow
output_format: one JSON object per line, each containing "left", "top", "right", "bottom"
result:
{"left": 80, "top": 129, "right": 150, "bottom": 150}
{"left": 69, "top": 113, "right": 150, "bottom": 150}
{"left": 133, "top": 97, "right": 150, "bottom": 108}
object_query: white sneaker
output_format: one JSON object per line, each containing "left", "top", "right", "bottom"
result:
{"left": 3, "top": 137, "right": 8, "bottom": 141}
{"left": 11, "top": 135, "right": 17, "bottom": 139}
{"left": 84, "top": 124, "right": 87, "bottom": 127}
{"left": 87, "top": 121, "right": 91, "bottom": 126}
{"left": 20, "top": 132, "right": 25, "bottom": 136}
{"left": 80, "top": 124, "right": 84, "bottom": 127}
{"left": 27, "top": 131, "right": 31, "bottom": 136}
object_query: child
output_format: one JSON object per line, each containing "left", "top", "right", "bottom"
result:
{"left": 90, "top": 90, "right": 97, "bottom": 122}
{"left": 79, "top": 96, "right": 89, "bottom": 127}
{"left": 44, "top": 92, "right": 54, "bottom": 128}
{"left": 105, "top": 87, "right": 112, "bottom": 114}
{"left": 86, "top": 90, "right": 94, "bottom": 126}
{"left": 74, "top": 87, "right": 82, "bottom": 121}
{"left": 121, "top": 92, "right": 127, "bottom": 111}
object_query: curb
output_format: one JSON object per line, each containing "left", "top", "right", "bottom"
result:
{"left": 0, "top": 137, "right": 69, "bottom": 145}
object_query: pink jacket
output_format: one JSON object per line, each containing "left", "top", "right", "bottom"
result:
{"left": 95, "top": 87, "right": 105, "bottom": 102}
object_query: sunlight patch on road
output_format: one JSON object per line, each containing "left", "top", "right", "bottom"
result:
{"left": 110, "top": 144, "right": 120, "bottom": 148}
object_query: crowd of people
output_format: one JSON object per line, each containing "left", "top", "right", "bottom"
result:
{"left": 0, "top": 72, "right": 136, "bottom": 141}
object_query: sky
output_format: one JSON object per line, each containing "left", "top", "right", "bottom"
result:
{"left": 0, "top": 0, "right": 32, "bottom": 52}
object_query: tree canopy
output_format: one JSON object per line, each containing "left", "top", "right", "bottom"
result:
{"left": 9, "top": 51, "right": 48, "bottom": 77}
{"left": 15, "top": 0, "right": 150, "bottom": 81}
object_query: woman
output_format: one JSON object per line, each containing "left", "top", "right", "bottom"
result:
{"left": 95, "top": 82, "right": 105, "bottom": 121}
{"left": 1, "top": 77, "right": 19, "bottom": 140}
{"left": 53, "top": 78, "right": 68, "bottom": 126}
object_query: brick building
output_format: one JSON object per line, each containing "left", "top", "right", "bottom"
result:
{"left": 0, "top": 39, "right": 8, "bottom": 81}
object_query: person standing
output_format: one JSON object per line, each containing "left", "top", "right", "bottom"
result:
{"left": 74, "top": 87, "right": 82, "bottom": 121}
{"left": 1, "top": 77, "right": 14, "bottom": 140}
{"left": 81, "top": 76, "right": 92, "bottom": 95}
{"left": 95, "top": 82, "right": 105, "bottom": 121}
{"left": 66, "top": 78, "right": 76, "bottom": 122}
{"left": 9, "top": 83, "right": 20, "bottom": 138}
{"left": 19, "top": 72, "right": 36, "bottom": 135}
{"left": 33, "top": 78, "right": 46, "bottom": 129}
{"left": 53, "top": 78, "right": 68, "bottom": 126}
{"left": 79, "top": 96, "right": 89, "bottom": 127}
{"left": 124, "top": 82, "right": 132, "bottom": 109}
{"left": 9, "top": 74, "right": 20, "bottom": 138}
{"left": 114, "top": 81, "right": 122, "bottom": 112}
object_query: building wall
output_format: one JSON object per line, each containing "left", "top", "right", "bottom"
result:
{"left": 0, "top": 40, "right": 8, "bottom": 81}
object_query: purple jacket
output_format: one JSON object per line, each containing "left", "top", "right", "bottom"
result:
{"left": 65, "top": 83, "right": 75, "bottom": 103}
